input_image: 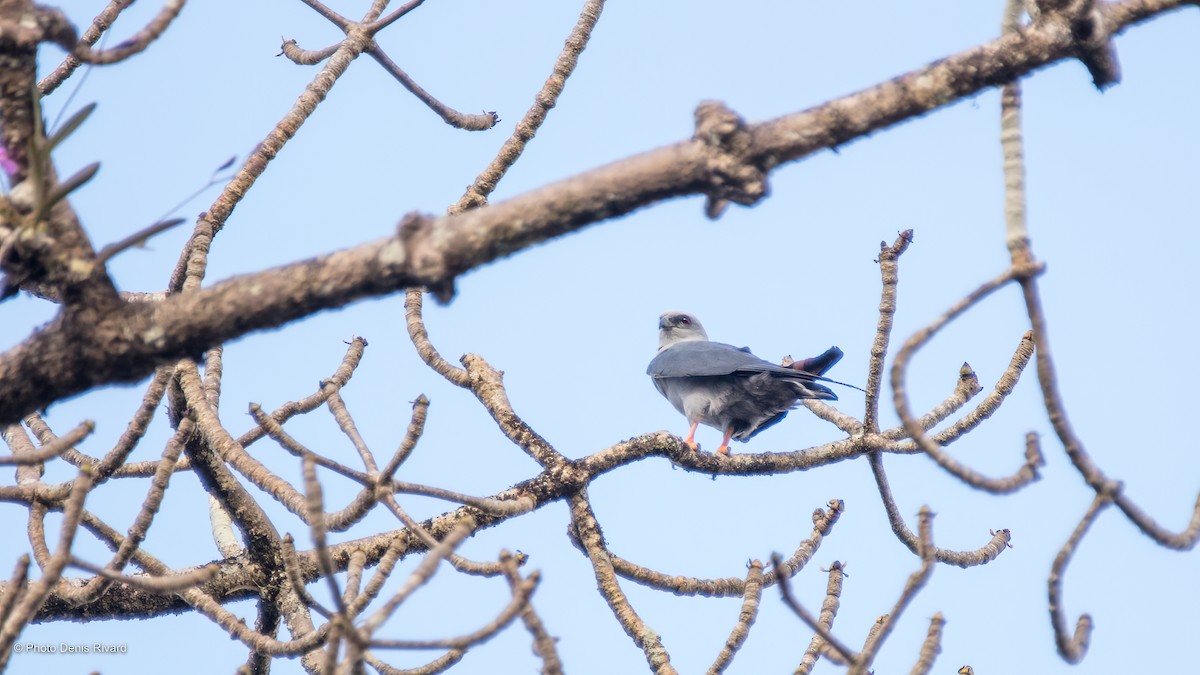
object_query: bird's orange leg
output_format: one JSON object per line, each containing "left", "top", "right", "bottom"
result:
{"left": 716, "top": 427, "right": 734, "bottom": 455}
{"left": 683, "top": 421, "right": 700, "bottom": 451}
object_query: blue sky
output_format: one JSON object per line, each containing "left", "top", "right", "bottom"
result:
{"left": 4, "top": 1, "right": 1198, "bottom": 673}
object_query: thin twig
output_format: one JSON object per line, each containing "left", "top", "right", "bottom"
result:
{"left": 378, "top": 394, "right": 430, "bottom": 481}
{"left": 358, "top": 524, "right": 474, "bottom": 637}
{"left": 166, "top": 29, "right": 375, "bottom": 293}
{"left": 706, "top": 560, "right": 764, "bottom": 674}
{"left": 367, "top": 572, "right": 538, "bottom": 650}
{"left": 862, "top": 230, "right": 913, "bottom": 432}
{"left": 277, "top": 39, "right": 340, "bottom": 65}
{"left": 773, "top": 553, "right": 858, "bottom": 664}
{"left": 281, "top": 533, "right": 332, "bottom": 619}
{"left": 363, "top": 648, "right": 465, "bottom": 675}
{"left": 569, "top": 490, "right": 677, "bottom": 673}
{"left": 325, "top": 389, "right": 378, "bottom": 472}
{"left": 0, "top": 419, "right": 93, "bottom": 465}
{"left": 893, "top": 327, "right": 1043, "bottom": 493}
{"left": 0, "top": 468, "right": 94, "bottom": 667}
{"left": 449, "top": 0, "right": 607, "bottom": 213}
{"left": 573, "top": 500, "right": 843, "bottom": 598}
{"left": 794, "top": 561, "right": 848, "bottom": 675}
{"left": 60, "top": 420, "right": 191, "bottom": 606}
{"left": 380, "top": 493, "right": 524, "bottom": 577}
{"left": 302, "top": 454, "right": 347, "bottom": 616}
{"left": 1049, "top": 492, "right": 1110, "bottom": 663}
{"left": 0, "top": 555, "right": 31, "bottom": 626}
{"left": 250, "top": 403, "right": 371, "bottom": 484}
{"left": 73, "top": 0, "right": 186, "bottom": 65}
{"left": 39, "top": 1, "right": 131, "bottom": 94}
{"left": 296, "top": 0, "right": 350, "bottom": 30}
{"left": 68, "top": 556, "right": 216, "bottom": 593}
{"left": 868, "top": 452, "right": 1013, "bottom": 567}
{"left": 404, "top": 289, "right": 470, "bottom": 386}
{"left": 852, "top": 507, "right": 937, "bottom": 675}
{"left": 369, "top": 0, "right": 427, "bottom": 31}
{"left": 461, "top": 353, "right": 566, "bottom": 467}
{"left": 910, "top": 612, "right": 946, "bottom": 675}
{"left": 502, "top": 549, "right": 562, "bottom": 674}
{"left": 367, "top": 46, "right": 498, "bottom": 131}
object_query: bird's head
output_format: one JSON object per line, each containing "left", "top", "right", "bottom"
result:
{"left": 658, "top": 311, "right": 709, "bottom": 350}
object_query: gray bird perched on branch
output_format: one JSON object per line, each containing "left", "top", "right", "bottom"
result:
{"left": 647, "top": 311, "right": 853, "bottom": 455}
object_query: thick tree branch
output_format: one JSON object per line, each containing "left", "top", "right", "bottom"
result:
{"left": 0, "top": 0, "right": 1186, "bottom": 425}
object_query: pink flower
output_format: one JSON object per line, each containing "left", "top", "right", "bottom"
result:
{"left": 0, "top": 147, "right": 18, "bottom": 176}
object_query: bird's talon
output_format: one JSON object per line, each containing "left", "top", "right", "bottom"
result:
{"left": 717, "top": 446, "right": 731, "bottom": 456}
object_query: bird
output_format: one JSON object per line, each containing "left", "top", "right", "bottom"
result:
{"left": 647, "top": 311, "right": 851, "bottom": 455}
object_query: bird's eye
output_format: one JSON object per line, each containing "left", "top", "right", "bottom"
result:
{"left": 679, "top": 317, "right": 690, "bottom": 325}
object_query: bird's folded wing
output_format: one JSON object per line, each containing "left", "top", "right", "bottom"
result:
{"left": 648, "top": 341, "right": 806, "bottom": 379}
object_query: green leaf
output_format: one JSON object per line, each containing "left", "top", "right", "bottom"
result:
{"left": 45, "top": 102, "right": 98, "bottom": 153}
{"left": 35, "top": 162, "right": 100, "bottom": 220}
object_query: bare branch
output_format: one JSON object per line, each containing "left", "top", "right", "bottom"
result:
{"left": 773, "top": 553, "right": 857, "bottom": 665}
{"left": 325, "top": 388, "right": 378, "bottom": 472}
{"left": 250, "top": 402, "right": 372, "bottom": 484}
{"left": 358, "top": 524, "right": 474, "bottom": 638}
{"left": 878, "top": 365, "right": 982, "bottom": 445}
{"left": 502, "top": 550, "right": 562, "bottom": 675}
{"left": 580, "top": 499, "right": 843, "bottom": 598}
{"left": 1049, "top": 492, "right": 1110, "bottom": 663}
{"left": 795, "top": 561, "right": 848, "bottom": 675}
{"left": 868, "top": 452, "right": 1013, "bottom": 567}
{"left": 706, "top": 560, "right": 764, "bottom": 674}
{"left": 369, "top": 0, "right": 427, "bottom": 32}
{"left": 863, "top": 231, "right": 913, "bottom": 432}
{"left": 404, "top": 289, "right": 470, "bottom": 385}
{"left": 893, "top": 328, "right": 1043, "bottom": 493}
{"left": 461, "top": 353, "right": 566, "bottom": 467}
{"left": 909, "top": 612, "right": 946, "bottom": 675}
{"left": 852, "top": 507, "right": 937, "bottom": 675}
{"left": 3, "top": 0, "right": 1185, "bottom": 425}
{"left": 367, "top": 46, "right": 499, "bottom": 131}
{"left": 0, "top": 468, "right": 93, "bottom": 667}
{"left": 378, "top": 393, "right": 431, "bottom": 480}
{"left": 1000, "top": 0, "right": 1200, "bottom": 555}
{"left": 296, "top": 0, "right": 350, "bottom": 31}
{"left": 301, "top": 454, "right": 347, "bottom": 616}
{"left": 278, "top": 38, "right": 339, "bottom": 65}
{"left": 449, "top": 0, "right": 607, "bottom": 213}
{"left": 281, "top": 533, "right": 331, "bottom": 619}
{"left": 71, "top": 0, "right": 184, "bottom": 65}
{"left": 166, "top": 26, "right": 376, "bottom": 294}
{"left": 237, "top": 337, "right": 368, "bottom": 448}
{"left": 364, "top": 648, "right": 465, "bottom": 675}
{"left": 380, "top": 492, "right": 526, "bottom": 577}
{"left": 73, "top": 513, "right": 331, "bottom": 657}
{"left": 178, "top": 361, "right": 285, "bottom": 556}
{"left": 367, "top": 570, "right": 537, "bottom": 650}
{"left": 0, "top": 418, "right": 92, "bottom": 464}
{"left": 68, "top": 556, "right": 216, "bottom": 594}
{"left": 569, "top": 490, "right": 677, "bottom": 673}
{"left": 59, "top": 420, "right": 191, "bottom": 606}
{"left": 38, "top": 1, "right": 132, "bottom": 94}
{"left": 0, "top": 555, "right": 31, "bottom": 627}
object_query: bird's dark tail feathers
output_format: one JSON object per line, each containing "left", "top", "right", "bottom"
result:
{"left": 783, "top": 346, "right": 865, "bottom": 394}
